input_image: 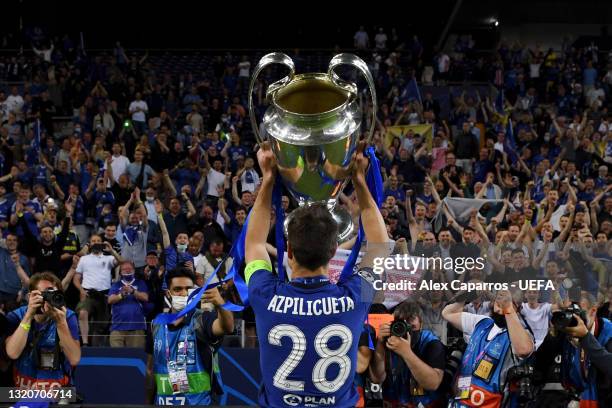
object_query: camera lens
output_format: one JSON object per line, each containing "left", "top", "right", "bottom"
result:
{"left": 390, "top": 320, "right": 411, "bottom": 338}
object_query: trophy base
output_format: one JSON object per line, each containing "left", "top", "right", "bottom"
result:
{"left": 283, "top": 204, "right": 356, "bottom": 245}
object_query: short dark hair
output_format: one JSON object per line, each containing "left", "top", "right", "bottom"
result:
{"left": 287, "top": 203, "right": 338, "bottom": 271}
{"left": 369, "top": 303, "right": 389, "bottom": 314}
{"left": 511, "top": 248, "right": 525, "bottom": 256}
{"left": 29, "top": 272, "right": 63, "bottom": 293}
{"left": 165, "top": 267, "right": 196, "bottom": 288}
{"left": 393, "top": 301, "right": 423, "bottom": 322}
{"left": 209, "top": 237, "right": 224, "bottom": 247}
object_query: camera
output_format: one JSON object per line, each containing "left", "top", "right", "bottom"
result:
{"left": 390, "top": 319, "right": 412, "bottom": 338}
{"left": 91, "top": 243, "right": 106, "bottom": 253}
{"left": 551, "top": 304, "right": 587, "bottom": 330}
{"left": 42, "top": 289, "right": 66, "bottom": 310}
{"left": 442, "top": 337, "right": 467, "bottom": 392}
{"left": 507, "top": 364, "right": 535, "bottom": 403}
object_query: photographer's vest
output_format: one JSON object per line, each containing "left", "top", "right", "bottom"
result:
{"left": 151, "top": 311, "right": 219, "bottom": 406}
{"left": 454, "top": 318, "right": 511, "bottom": 408}
{"left": 383, "top": 330, "right": 446, "bottom": 407}
{"left": 10, "top": 306, "right": 75, "bottom": 389}
{"left": 561, "top": 318, "right": 612, "bottom": 408}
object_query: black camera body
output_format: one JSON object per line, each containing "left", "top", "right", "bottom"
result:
{"left": 390, "top": 319, "right": 412, "bottom": 338}
{"left": 42, "top": 289, "right": 66, "bottom": 310}
{"left": 507, "top": 364, "right": 535, "bottom": 403}
{"left": 551, "top": 304, "right": 587, "bottom": 330}
{"left": 91, "top": 243, "right": 105, "bottom": 253}
{"left": 442, "top": 337, "right": 467, "bottom": 393}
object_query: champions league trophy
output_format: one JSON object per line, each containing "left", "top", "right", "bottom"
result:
{"left": 248, "top": 53, "right": 377, "bottom": 244}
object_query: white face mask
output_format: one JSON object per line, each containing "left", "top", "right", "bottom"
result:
{"left": 171, "top": 295, "right": 188, "bottom": 311}
{"left": 146, "top": 196, "right": 155, "bottom": 202}
{"left": 177, "top": 243, "right": 188, "bottom": 253}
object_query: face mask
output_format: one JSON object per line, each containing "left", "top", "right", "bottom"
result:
{"left": 177, "top": 243, "right": 188, "bottom": 253}
{"left": 146, "top": 196, "right": 155, "bottom": 202}
{"left": 121, "top": 274, "right": 135, "bottom": 284}
{"left": 171, "top": 295, "right": 188, "bottom": 311}
{"left": 491, "top": 312, "right": 508, "bottom": 329}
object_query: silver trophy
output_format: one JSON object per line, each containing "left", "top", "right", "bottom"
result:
{"left": 248, "top": 53, "right": 377, "bottom": 243}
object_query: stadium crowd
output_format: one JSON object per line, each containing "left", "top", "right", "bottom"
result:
{"left": 0, "top": 25, "right": 611, "bottom": 407}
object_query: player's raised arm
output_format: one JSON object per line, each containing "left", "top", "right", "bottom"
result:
{"left": 245, "top": 142, "right": 276, "bottom": 280}
{"left": 352, "top": 142, "right": 392, "bottom": 267}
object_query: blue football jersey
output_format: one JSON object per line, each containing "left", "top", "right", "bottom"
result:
{"left": 247, "top": 262, "right": 375, "bottom": 408}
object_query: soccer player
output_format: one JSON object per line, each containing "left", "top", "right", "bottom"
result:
{"left": 245, "top": 142, "right": 391, "bottom": 407}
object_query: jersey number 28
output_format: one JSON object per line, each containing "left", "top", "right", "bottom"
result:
{"left": 268, "top": 324, "right": 353, "bottom": 393}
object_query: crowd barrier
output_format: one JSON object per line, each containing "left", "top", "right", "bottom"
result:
{"left": 73, "top": 347, "right": 261, "bottom": 406}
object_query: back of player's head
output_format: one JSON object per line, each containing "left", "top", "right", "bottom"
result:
{"left": 287, "top": 203, "right": 338, "bottom": 271}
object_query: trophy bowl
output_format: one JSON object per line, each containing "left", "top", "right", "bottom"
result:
{"left": 249, "top": 53, "right": 377, "bottom": 244}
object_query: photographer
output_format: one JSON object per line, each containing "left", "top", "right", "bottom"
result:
{"left": 4, "top": 272, "right": 80, "bottom": 389}
{"left": 442, "top": 290, "right": 535, "bottom": 407}
{"left": 370, "top": 301, "right": 446, "bottom": 407}
{"left": 558, "top": 295, "right": 612, "bottom": 407}
{"left": 562, "top": 312, "right": 612, "bottom": 377}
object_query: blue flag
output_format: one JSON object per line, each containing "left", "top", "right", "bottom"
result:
{"left": 338, "top": 146, "right": 383, "bottom": 284}
{"left": 406, "top": 77, "right": 422, "bottom": 104}
{"left": 504, "top": 118, "right": 519, "bottom": 164}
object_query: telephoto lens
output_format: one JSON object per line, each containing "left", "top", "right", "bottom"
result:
{"left": 389, "top": 320, "right": 411, "bottom": 338}
{"left": 42, "top": 289, "right": 66, "bottom": 309}
{"left": 442, "top": 337, "right": 467, "bottom": 392}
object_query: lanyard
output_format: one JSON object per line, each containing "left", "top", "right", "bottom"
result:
{"left": 164, "top": 324, "right": 190, "bottom": 364}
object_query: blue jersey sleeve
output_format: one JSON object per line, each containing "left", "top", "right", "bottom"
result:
{"left": 245, "top": 260, "right": 278, "bottom": 300}
{"left": 66, "top": 311, "right": 80, "bottom": 341}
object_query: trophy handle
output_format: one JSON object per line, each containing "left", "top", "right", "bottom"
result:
{"left": 327, "top": 54, "right": 378, "bottom": 144}
{"left": 248, "top": 53, "right": 295, "bottom": 144}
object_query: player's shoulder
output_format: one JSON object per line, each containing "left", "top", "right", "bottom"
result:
{"left": 338, "top": 266, "right": 377, "bottom": 288}
{"left": 245, "top": 260, "right": 278, "bottom": 287}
